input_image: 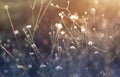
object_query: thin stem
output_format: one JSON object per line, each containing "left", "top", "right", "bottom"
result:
{"left": 37, "top": 0, "right": 53, "bottom": 25}
{"left": 33, "top": 0, "right": 53, "bottom": 37}
{"left": 32, "top": 9, "right": 35, "bottom": 27}
{"left": 28, "top": 0, "right": 32, "bottom": 9}
{"left": 62, "top": 19, "right": 74, "bottom": 39}
{"left": 35, "top": 3, "right": 43, "bottom": 28}
{"left": 0, "top": 45, "right": 16, "bottom": 61}
{"left": 6, "top": 8, "right": 20, "bottom": 48}
{"left": 32, "top": 0, "right": 37, "bottom": 10}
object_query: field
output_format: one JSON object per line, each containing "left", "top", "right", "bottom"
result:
{"left": 0, "top": 0, "right": 120, "bottom": 77}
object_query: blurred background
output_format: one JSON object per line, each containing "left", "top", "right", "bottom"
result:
{"left": 0, "top": 0, "right": 120, "bottom": 77}
{"left": 0, "top": 0, "right": 120, "bottom": 39}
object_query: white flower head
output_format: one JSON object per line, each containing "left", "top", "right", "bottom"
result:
{"left": 74, "top": 26, "right": 77, "bottom": 29}
{"left": 50, "top": 3, "right": 54, "bottom": 6}
{"left": 26, "top": 25, "right": 32, "bottom": 29}
{"left": 94, "top": 51, "right": 99, "bottom": 54}
{"left": 91, "top": 8, "right": 96, "bottom": 15}
{"left": 70, "top": 14, "right": 79, "bottom": 20}
{"left": 14, "top": 30, "right": 19, "bottom": 35}
{"left": 31, "top": 44, "right": 36, "bottom": 48}
{"left": 81, "top": 27, "right": 86, "bottom": 33}
{"left": 100, "top": 33, "right": 105, "bottom": 38}
{"left": 28, "top": 64, "right": 32, "bottom": 69}
{"left": 40, "top": 64, "right": 46, "bottom": 68}
{"left": 60, "top": 31, "right": 65, "bottom": 35}
{"left": 59, "top": 12, "right": 64, "bottom": 18}
{"left": 55, "top": 23, "right": 63, "bottom": 30}
{"left": 84, "top": 11, "right": 87, "bottom": 15}
{"left": 70, "top": 45, "right": 76, "bottom": 50}
{"left": 29, "top": 52, "right": 34, "bottom": 56}
{"left": 4, "top": 5, "right": 9, "bottom": 9}
{"left": 57, "top": 46, "right": 62, "bottom": 51}
{"left": 88, "top": 41, "right": 93, "bottom": 46}
{"left": 55, "top": 65, "right": 63, "bottom": 70}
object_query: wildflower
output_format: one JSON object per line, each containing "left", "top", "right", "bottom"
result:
{"left": 4, "top": 5, "right": 9, "bottom": 9}
{"left": 81, "top": 27, "right": 86, "bottom": 33}
{"left": 17, "top": 65, "right": 25, "bottom": 69}
{"left": 40, "top": 64, "right": 46, "bottom": 68}
{"left": 49, "top": 32, "right": 52, "bottom": 35}
{"left": 26, "top": 25, "right": 32, "bottom": 29}
{"left": 31, "top": 44, "right": 36, "bottom": 48}
{"left": 26, "top": 34, "right": 30, "bottom": 38}
{"left": 22, "top": 28, "right": 26, "bottom": 32}
{"left": 28, "top": 64, "right": 32, "bottom": 69}
{"left": 91, "top": 8, "right": 96, "bottom": 15}
{"left": 88, "top": 41, "right": 93, "bottom": 46}
{"left": 59, "top": 12, "right": 64, "bottom": 18}
{"left": 94, "top": 51, "right": 99, "bottom": 54}
{"left": 70, "top": 45, "right": 76, "bottom": 50}
{"left": 67, "top": 1, "right": 70, "bottom": 4}
{"left": 84, "top": 11, "right": 87, "bottom": 15}
{"left": 57, "top": 46, "right": 62, "bottom": 51}
{"left": 74, "top": 26, "right": 77, "bottom": 29}
{"left": 70, "top": 14, "right": 79, "bottom": 20}
{"left": 93, "top": 28, "right": 96, "bottom": 31}
{"left": 56, "top": 5, "right": 59, "bottom": 8}
{"left": 55, "top": 53, "right": 59, "bottom": 61}
{"left": 29, "top": 52, "right": 34, "bottom": 56}
{"left": 14, "top": 30, "right": 19, "bottom": 35}
{"left": 55, "top": 23, "right": 63, "bottom": 30}
{"left": 16, "top": 58, "right": 19, "bottom": 62}
{"left": 60, "top": 31, "right": 65, "bottom": 35}
{"left": 50, "top": 3, "right": 54, "bottom": 6}
{"left": 100, "top": 33, "right": 105, "bottom": 38}
{"left": 55, "top": 65, "right": 62, "bottom": 70}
